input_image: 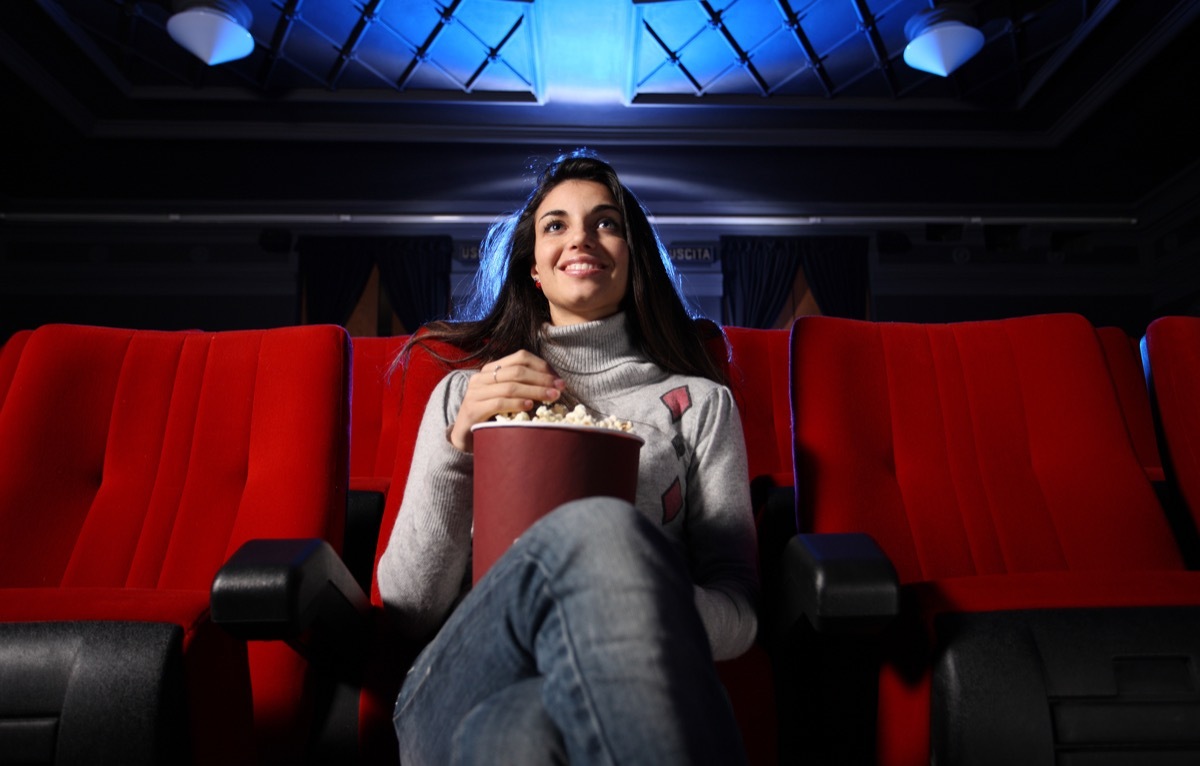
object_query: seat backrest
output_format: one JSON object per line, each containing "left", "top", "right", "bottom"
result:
{"left": 1095, "top": 325, "right": 1164, "bottom": 483}
{"left": 0, "top": 323, "right": 351, "bottom": 589}
{"left": 1143, "top": 315, "right": 1200, "bottom": 537}
{"left": 723, "top": 326, "right": 793, "bottom": 490}
{"left": 790, "top": 314, "right": 1182, "bottom": 585}
{"left": 349, "top": 335, "right": 410, "bottom": 485}
{"left": 361, "top": 323, "right": 782, "bottom": 766}
{"left": 351, "top": 333, "right": 474, "bottom": 764}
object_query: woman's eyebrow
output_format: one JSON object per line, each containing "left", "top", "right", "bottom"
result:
{"left": 538, "top": 204, "right": 622, "bottom": 221}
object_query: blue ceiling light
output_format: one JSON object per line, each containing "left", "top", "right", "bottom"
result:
{"left": 167, "top": 0, "right": 255, "bottom": 66}
{"left": 903, "top": 4, "right": 984, "bottom": 77}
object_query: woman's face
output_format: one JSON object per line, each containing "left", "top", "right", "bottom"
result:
{"left": 530, "top": 179, "right": 630, "bottom": 326}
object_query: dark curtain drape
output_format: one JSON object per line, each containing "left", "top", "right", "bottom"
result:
{"left": 297, "top": 237, "right": 376, "bottom": 326}
{"left": 800, "top": 237, "right": 869, "bottom": 321}
{"left": 376, "top": 236, "right": 452, "bottom": 332}
{"left": 720, "top": 236, "right": 870, "bottom": 327}
{"left": 297, "top": 235, "right": 452, "bottom": 330}
{"left": 720, "top": 237, "right": 804, "bottom": 329}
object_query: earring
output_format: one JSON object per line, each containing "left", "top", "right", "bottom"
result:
{"left": 533, "top": 276, "right": 542, "bottom": 290}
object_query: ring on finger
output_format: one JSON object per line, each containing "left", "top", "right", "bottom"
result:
{"left": 491, "top": 364, "right": 501, "bottom": 383}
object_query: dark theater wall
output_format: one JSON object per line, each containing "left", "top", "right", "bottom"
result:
{"left": 3, "top": 2, "right": 1200, "bottom": 339}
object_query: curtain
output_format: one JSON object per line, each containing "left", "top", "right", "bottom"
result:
{"left": 297, "top": 235, "right": 452, "bottom": 330}
{"left": 720, "top": 237, "right": 805, "bottom": 328}
{"left": 720, "top": 236, "right": 869, "bottom": 327}
{"left": 376, "top": 236, "right": 452, "bottom": 331}
{"left": 801, "top": 237, "right": 869, "bottom": 321}
{"left": 297, "top": 237, "right": 376, "bottom": 326}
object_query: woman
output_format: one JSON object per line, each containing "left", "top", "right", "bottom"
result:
{"left": 378, "top": 149, "right": 758, "bottom": 765}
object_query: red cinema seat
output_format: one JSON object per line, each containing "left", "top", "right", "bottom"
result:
{"left": 345, "top": 335, "right": 410, "bottom": 592}
{"left": 238, "top": 323, "right": 788, "bottom": 764}
{"left": 349, "top": 335, "right": 411, "bottom": 496}
{"left": 367, "top": 325, "right": 783, "bottom": 765}
{"left": 1142, "top": 315, "right": 1200, "bottom": 564}
{"left": 783, "top": 314, "right": 1200, "bottom": 765}
{"left": 723, "top": 326, "right": 794, "bottom": 498}
{"left": 0, "top": 323, "right": 351, "bottom": 765}
{"left": 225, "top": 332, "right": 472, "bottom": 765}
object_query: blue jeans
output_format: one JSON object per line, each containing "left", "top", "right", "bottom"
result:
{"left": 394, "top": 497, "right": 747, "bottom": 766}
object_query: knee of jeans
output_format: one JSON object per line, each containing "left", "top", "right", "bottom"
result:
{"left": 530, "top": 497, "right": 679, "bottom": 577}
{"left": 545, "top": 497, "right": 646, "bottom": 543}
{"left": 451, "top": 679, "right": 565, "bottom": 765}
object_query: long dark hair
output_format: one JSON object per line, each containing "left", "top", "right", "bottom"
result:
{"left": 395, "top": 149, "right": 728, "bottom": 385}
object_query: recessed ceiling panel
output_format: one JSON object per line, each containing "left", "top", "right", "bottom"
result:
{"left": 750, "top": 31, "right": 814, "bottom": 95}
{"left": 2, "top": 0, "right": 1193, "bottom": 147}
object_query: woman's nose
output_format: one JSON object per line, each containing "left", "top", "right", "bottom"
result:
{"left": 569, "top": 226, "right": 596, "bottom": 248}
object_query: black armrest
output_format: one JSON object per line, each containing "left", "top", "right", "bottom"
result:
{"left": 211, "top": 538, "right": 371, "bottom": 675}
{"left": 778, "top": 532, "right": 900, "bottom": 635}
{"left": 0, "top": 622, "right": 188, "bottom": 765}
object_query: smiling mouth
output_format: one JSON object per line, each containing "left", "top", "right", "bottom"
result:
{"left": 562, "top": 262, "right": 606, "bottom": 275}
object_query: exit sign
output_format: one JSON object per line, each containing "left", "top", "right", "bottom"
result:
{"left": 667, "top": 244, "right": 715, "bottom": 263}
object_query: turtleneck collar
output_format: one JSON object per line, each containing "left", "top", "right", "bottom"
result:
{"left": 539, "top": 312, "right": 664, "bottom": 398}
{"left": 540, "top": 313, "right": 634, "bottom": 373}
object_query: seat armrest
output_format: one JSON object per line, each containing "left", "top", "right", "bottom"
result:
{"left": 211, "top": 538, "right": 371, "bottom": 673}
{"left": 0, "top": 622, "right": 189, "bottom": 765}
{"left": 779, "top": 533, "right": 899, "bottom": 635}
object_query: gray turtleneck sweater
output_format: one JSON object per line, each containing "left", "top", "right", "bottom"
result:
{"left": 377, "top": 313, "right": 759, "bottom": 661}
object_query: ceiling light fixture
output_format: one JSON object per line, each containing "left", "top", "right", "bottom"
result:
{"left": 903, "top": 4, "right": 984, "bottom": 77}
{"left": 167, "top": 0, "right": 255, "bottom": 66}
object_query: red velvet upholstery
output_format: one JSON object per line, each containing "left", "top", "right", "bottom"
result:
{"left": 723, "top": 327, "right": 793, "bottom": 491}
{"left": 1096, "top": 325, "right": 1164, "bottom": 482}
{"left": 1144, "top": 316, "right": 1200, "bottom": 533}
{"left": 789, "top": 314, "right": 1200, "bottom": 765}
{"left": 349, "top": 335, "right": 410, "bottom": 496}
{"left": 359, "top": 334, "right": 473, "bottom": 764}
{"left": 0, "top": 323, "right": 351, "bottom": 765}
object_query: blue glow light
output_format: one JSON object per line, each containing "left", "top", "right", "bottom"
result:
{"left": 168, "top": 4, "right": 255, "bottom": 66}
{"left": 903, "top": 21, "right": 984, "bottom": 77}
{"left": 534, "top": 2, "right": 634, "bottom": 104}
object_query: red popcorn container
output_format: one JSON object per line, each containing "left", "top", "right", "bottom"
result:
{"left": 470, "top": 421, "right": 644, "bottom": 583}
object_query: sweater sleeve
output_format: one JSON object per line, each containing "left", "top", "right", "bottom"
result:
{"left": 376, "top": 371, "right": 475, "bottom": 641}
{"left": 687, "top": 386, "right": 760, "bottom": 661}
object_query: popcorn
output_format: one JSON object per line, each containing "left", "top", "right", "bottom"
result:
{"left": 494, "top": 402, "right": 633, "bottom": 432}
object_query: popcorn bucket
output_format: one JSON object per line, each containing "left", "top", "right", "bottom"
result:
{"left": 470, "top": 421, "right": 644, "bottom": 583}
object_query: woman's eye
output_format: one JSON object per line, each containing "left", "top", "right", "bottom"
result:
{"left": 598, "top": 218, "right": 623, "bottom": 231}
{"left": 543, "top": 221, "right": 563, "bottom": 233}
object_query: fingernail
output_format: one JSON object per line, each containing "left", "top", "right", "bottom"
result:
{"left": 546, "top": 388, "right": 561, "bottom": 400}
{"left": 553, "top": 378, "right": 566, "bottom": 390}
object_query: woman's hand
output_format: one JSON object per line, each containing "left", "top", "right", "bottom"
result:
{"left": 450, "top": 350, "right": 565, "bottom": 452}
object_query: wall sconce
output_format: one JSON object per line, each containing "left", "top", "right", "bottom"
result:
{"left": 903, "top": 5, "right": 984, "bottom": 77}
{"left": 167, "top": 0, "right": 254, "bottom": 66}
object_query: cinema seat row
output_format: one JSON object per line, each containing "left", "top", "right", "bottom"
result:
{"left": 2, "top": 313, "right": 1199, "bottom": 765}
{"left": 783, "top": 314, "right": 1200, "bottom": 765}
{"left": 0, "top": 324, "right": 352, "bottom": 765}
